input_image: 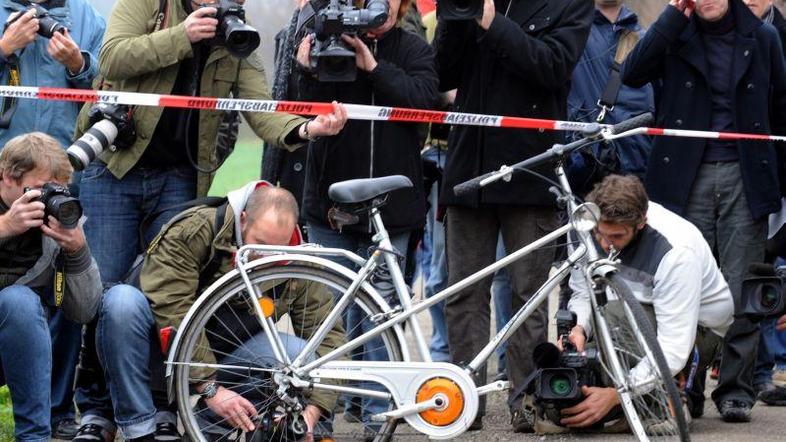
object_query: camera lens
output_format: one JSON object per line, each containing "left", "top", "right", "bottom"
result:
{"left": 549, "top": 374, "right": 572, "bottom": 397}
{"left": 44, "top": 193, "right": 82, "bottom": 229}
{"left": 760, "top": 284, "right": 780, "bottom": 311}
{"left": 67, "top": 119, "right": 119, "bottom": 171}
{"left": 222, "top": 18, "right": 260, "bottom": 58}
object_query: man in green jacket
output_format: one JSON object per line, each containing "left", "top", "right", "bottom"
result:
{"left": 94, "top": 182, "right": 345, "bottom": 441}
{"left": 72, "top": 0, "right": 347, "bottom": 440}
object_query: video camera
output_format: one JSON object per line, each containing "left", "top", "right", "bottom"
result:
{"left": 24, "top": 183, "right": 82, "bottom": 229}
{"left": 310, "top": 0, "right": 389, "bottom": 82}
{"left": 531, "top": 310, "right": 602, "bottom": 425}
{"left": 739, "top": 263, "right": 786, "bottom": 321}
{"left": 200, "top": 0, "right": 260, "bottom": 59}
{"left": 67, "top": 103, "right": 136, "bottom": 171}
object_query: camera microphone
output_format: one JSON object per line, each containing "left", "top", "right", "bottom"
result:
{"left": 749, "top": 262, "right": 776, "bottom": 277}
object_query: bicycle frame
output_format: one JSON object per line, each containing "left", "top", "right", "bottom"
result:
{"left": 229, "top": 161, "right": 608, "bottom": 396}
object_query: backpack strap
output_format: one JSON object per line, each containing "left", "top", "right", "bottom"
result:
{"left": 596, "top": 29, "right": 641, "bottom": 123}
{"left": 197, "top": 201, "right": 230, "bottom": 290}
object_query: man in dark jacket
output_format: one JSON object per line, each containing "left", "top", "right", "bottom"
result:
{"left": 433, "top": 0, "right": 593, "bottom": 431}
{"left": 566, "top": 0, "right": 654, "bottom": 192}
{"left": 622, "top": 0, "right": 786, "bottom": 422}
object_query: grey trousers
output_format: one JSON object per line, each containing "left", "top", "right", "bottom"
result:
{"left": 683, "top": 162, "right": 767, "bottom": 407}
{"left": 445, "top": 205, "right": 558, "bottom": 414}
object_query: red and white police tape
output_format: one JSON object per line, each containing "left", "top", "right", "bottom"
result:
{"left": 4, "top": 85, "right": 786, "bottom": 142}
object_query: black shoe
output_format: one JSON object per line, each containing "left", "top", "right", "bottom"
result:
{"left": 760, "top": 386, "right": 786, "bottom": 406}
{"left": 492, "top": 371, "right": 508, "bottom": 383}
{"left": 155, "top": 422, "right": 182, "bottom": 441}
{"left": 128, "top": 434, "right": 155, "bottom": 442}
{"left": 511, "top": 408, "right": 534, "bottom": 433}
{"left": 754, "top": 382, "right": 776, "bottom": 397}
{"left": 72, "top": 423, "right": 115, "bottom": 442}
{"left": 343, "top": 404, "right": 363, "bottom": 423}
{"left": 53, "top": 418, "right": 79, "bottom": 440}
{"left": 718, "top": 400, "right": 752, "bottom": 423}
{"left": 467, "top": 415, "right": 483, "bottom": 431}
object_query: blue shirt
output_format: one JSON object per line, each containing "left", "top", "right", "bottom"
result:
{"left": 567, "top": 6, "right": 655, "bottom": 179}
{"left": 0, "top": 0, "right": 105, "bottom": 150}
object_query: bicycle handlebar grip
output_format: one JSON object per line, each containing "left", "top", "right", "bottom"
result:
{"left": 453, "top": 172, "right": 494, "bottom": 198}
{"left": 610, "top": 112, "right": 654, "bottom": 135}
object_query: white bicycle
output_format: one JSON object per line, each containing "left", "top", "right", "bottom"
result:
{"left": 165, "top": 113, "right": 689, "bottom": 441}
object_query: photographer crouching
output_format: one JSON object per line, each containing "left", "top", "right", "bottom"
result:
{"left": 534, "top": 175, "right": 735, "bottom": 431}
{"left": 0, "top": 132, "right": 101, "bottom": 441}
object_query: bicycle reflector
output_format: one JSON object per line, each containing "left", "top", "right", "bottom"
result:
{"left": 259, "top": 296, "right": 275, "bottom": 318}
{"left": 570, "top": 203, "right": 601, "bottom": 232}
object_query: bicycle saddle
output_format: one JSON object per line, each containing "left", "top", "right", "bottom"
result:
{"left": 328, "top": 175, "right": 413, "bottom": 204}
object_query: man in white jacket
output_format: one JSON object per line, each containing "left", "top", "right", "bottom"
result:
{"left": 561, "top": 174, "right": 734, "bottom": 427}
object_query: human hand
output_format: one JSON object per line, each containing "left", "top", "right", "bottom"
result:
{"left": 476, "top": 0, "right": 495, "bottom": 30}
{"left": 776, "top": 314, "right": 786, "bottom": 331}
{"left": 48, "top": 29, "right": 84, "bottom": 74}
{"left": 296, "top": 34, "right": 314, "bottom": 70}
{"left": 669, "top": 0, "right": 694, "bottom": 17}
{"left": 0, "top": 9, "right": 38, "bottom": 56}
{"left": 557, "top": 325, "right": 586, "bottom": 352}
{"left": 302, "top": 404, "right": 322, "bottom": 441}
{"left": 41, "top": 216, "right": 86, "bottom": 254}
{"left": 204, "top": 386, "right": 258, "bottom": 432}
{"left": 300, "top": 101, "right": 348, "bottom": 139}
{"left": 184, "top": 7, "right": 218, "bottom": 43}
{"left": 340, "top": 34, "right": 377, "bottom": 72}
{"left": 0, "top": 190, "right": 44, "bottom": 237}
{"left": 560, "top": 386, "right": 620, "bottom": 427}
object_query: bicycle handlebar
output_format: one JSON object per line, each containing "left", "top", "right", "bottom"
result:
{"left": 453, "top": 113, "right": 654, "bottom": 198}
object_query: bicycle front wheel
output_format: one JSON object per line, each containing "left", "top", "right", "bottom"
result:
{"left": 594, "top": 274, "right": 690, "bottom": 442}
{"left": 171, "top": 262, "right": 406, "bottom": 442}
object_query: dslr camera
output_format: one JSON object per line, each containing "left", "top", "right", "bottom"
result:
{"left": 739, "top": 263, "right": 786, "bottom": 321}
{"left": 25, "top": 183, "right": 82, "bottom": 229}
{"left": 310, "top": 0, "right": 389, "bottom": 82}
{"left": 30, "top": 3, "right": 66, "bottom": 38}
{"left": 531, "top": 310, "right": 601, "bottom": 425}
{"left": 67, "top": 103, "right": 136, "bottom": 171}
{"left": 200, "top": 0, "right": 260, "bottom": 59}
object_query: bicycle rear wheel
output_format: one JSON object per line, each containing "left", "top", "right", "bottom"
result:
{"left": 171, "top": 262, "right": 406, "bottom": 442}
{"left": 594, "top": 274, "right": 690, "bottom": 442}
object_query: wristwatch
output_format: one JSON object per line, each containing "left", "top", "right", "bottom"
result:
{"left": 200, "top": 381, "right": 219, "bottom": 400}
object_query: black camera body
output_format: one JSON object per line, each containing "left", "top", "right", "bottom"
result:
{"left": 739, "top": 263, "right": 786, "bottom": 321}
{"left": 67, "top": 103, "right": 136, "bottom": 171}
{"left": 531, "top": 310, "right": 602, "bottom": 425}
{"left": 28, "top": 183, "right": 82, "bottom": 229}
{"left": 200, "top": 0, "right": 260, "bottom": 59}
{"left": 310, "top": 0, "right": 388, "bottom": 82}
{"left": 31, "top": 4, "right": 66, "bottom": 38}
{"left": 436, "top": 0, "right": 482, "bottom": 21}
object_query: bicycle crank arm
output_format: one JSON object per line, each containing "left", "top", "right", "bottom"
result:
{"left": 476, "top": 380, "right": 509, "bottom": 396}
{"left": 371, "top": 396, "right": 442, "bottom": 421}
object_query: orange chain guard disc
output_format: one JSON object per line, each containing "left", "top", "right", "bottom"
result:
{"left": 416, "top": 377, "right": 465, "bottom": 426}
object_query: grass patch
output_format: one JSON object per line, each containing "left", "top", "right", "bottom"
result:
{"left": 208, "top": 141, "right": 263, "bottom": 197}
{"left": 0, "top": 386, "right": 13, "bottom": 441}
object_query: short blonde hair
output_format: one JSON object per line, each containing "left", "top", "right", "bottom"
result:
{"left": 0, "top": 132, "right": 72, "bottom": 183}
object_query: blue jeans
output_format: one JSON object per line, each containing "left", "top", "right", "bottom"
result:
{"left": 491, "top": 235, "right": 513, "bottom": 374}
{"left": 49, "top": 310, "right": 81, "bottom": 426}
{"left": 0, "top": 285, "right": 54, "bottom": 442}
{"left": 76, "top": 161, "right": 197, "bottom": 428}
{"left": 95, "top": 285, "right": 175, "bottom": 438}
{"left": 754, "top": 317, "right": 786, "bottom": 386}
{"left": 306, "top": 222, "right": 409, "bottom": 421}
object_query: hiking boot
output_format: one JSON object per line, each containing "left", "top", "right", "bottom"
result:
{"left": 759, "top": 386, "right": 786, "bottom": 406}
{"left": 718, "top": 400, "right": 752, "bottom": 423}
{"left": 72, "top": 423, "right": 115, "bottom": 442}
{"left": 52, "top": 418, "right": 79, "bottom": 440}
{"left": 155, "top": 422, "right": 182, "bottom": 441}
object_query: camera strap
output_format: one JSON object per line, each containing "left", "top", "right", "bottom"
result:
{"left": 53, "top": 251, "right": 64, "bottom": 307}
{"left": 596, "top": 29, "right": 640, "bottom": 123}
{"left": 154, "top": 0, "right": 169, "bottom": 32}
{"left": 0, "top": 55, "right": 21, "bottom": 129}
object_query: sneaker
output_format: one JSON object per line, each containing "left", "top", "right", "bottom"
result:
{"left": 759, "top": 386, "right": 786, "bottom": 406}
{"left": 754, "top": 382, "right": 776, "bottom": 398}
{"left": 155, "top": 422, "right": 182, "bottom": 441}
{"left": 772, "top": 366, "right": 786, "bottom": 388}
{"left": 52, "top": 418, "right": 79, "bottom": 440}
{"left": 718, "top": 400, "right": 752, "bottom": 423}
{"left": 511, "top": 408, "right": 534, "bottom": 433}
{"left": 72, "top": 423, "right": 115, "bottom": 442}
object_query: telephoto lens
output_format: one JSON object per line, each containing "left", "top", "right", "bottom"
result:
{"left": 67, "top": 119, "right": 118, "bottom": 171}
